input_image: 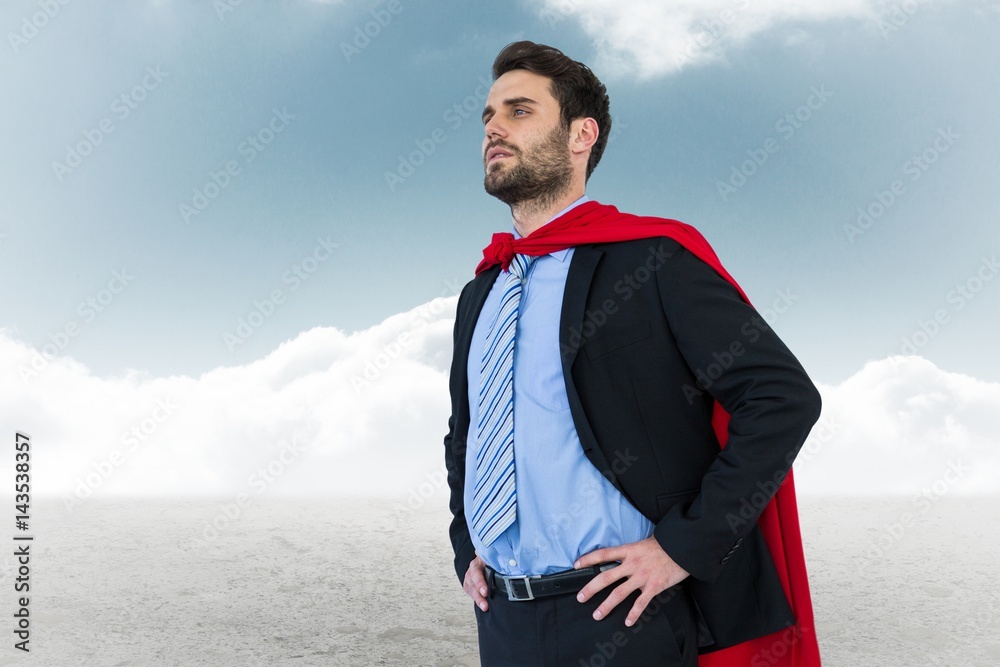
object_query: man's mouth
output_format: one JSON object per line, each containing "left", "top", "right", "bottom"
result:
{"left": 486, "top": 146, "right": 516, "bottom": 164}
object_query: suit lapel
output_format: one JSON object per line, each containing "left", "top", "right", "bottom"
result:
{"left": 456, "top": 266, "right": 501, "bottom": 389}
{"left": 461, "top": 254, "right": 623, "bottom": 493}
{"left": 560, "top": 246, "right": 622, "bottom": 491}
{"left": 560, "top": 246, "right": 602, "bottom": 369}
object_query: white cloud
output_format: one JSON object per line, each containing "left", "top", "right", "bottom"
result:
{"left": 2, "top": 298, "right": 996, "bottom": 506}
{"left": 0, "top": 296, "right": 458, "bottom": 502}
{"left": 796, "top": 356, "right": 1000, "bottom": 495}
{"left": 535, "top": 0, "right": 910, "bottom": 78}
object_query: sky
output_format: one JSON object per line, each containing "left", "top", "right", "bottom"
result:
{"left": 0, "top": 0, "right": 998, "bottom": 499}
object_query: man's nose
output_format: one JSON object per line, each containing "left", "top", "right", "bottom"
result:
{"left": 484, "top": 115, "right": 506, "bottom": 140}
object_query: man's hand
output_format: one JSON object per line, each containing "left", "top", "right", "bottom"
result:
{"left": 463, "top": 554, "right": 490, "bottom": 612}
{"left": 574, "top": 536, "right": 690, "bottom": 627}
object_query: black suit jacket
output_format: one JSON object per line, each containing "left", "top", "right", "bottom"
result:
{"left": 444, "top": 235, "right": 822, "bottom": 651}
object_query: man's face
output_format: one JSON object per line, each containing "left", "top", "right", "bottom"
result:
{"left": 481, "top": 69, "right": 573, "bottom": 206}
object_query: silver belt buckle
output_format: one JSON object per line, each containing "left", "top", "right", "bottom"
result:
{"left": 503, "top": 574, "right": 536, "bottom": 601}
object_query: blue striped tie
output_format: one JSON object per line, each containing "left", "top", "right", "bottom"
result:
{"left": 471, "top": 253, "right": 537, "bottom": 547}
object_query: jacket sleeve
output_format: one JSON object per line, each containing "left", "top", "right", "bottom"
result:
{"left": 444, "top": 280, "right": 477, "bottom": 584}
{"left": 651, "top": 239, "right": 821, "bottom": 584}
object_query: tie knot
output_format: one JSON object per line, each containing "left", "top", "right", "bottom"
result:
{"left": 509, "top": 253, "right": 536, "bottom": 281}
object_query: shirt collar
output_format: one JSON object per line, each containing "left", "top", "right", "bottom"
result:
{"left": 511, "top": 194, "right": 588, "bottom": 263}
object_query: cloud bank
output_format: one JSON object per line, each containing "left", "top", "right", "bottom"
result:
{"left": 1, "top": 297, "right": 996, "bottom": 504}
{"left": 797, "top": 355, "right": 999, "bottom": 495}
{"left": 535, "top": 0, "right": 927, "bottom": 78}
{"left": 1, "top": 296, "right": 458, "bottom": 502}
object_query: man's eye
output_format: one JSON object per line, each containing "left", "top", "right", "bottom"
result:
{"left": 513, "top": 109, "right": 526, "bottom": 116}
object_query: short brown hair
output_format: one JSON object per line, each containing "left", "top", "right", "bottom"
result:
{"left": 492, "top": 41, "right": 611, "bottom": 180}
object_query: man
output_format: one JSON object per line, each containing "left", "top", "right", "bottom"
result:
{"left": 444, "top": 41, "right": 823, "bottom": 666}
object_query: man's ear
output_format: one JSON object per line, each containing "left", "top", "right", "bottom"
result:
{"left": 569, "top": 117, "right": 599, "bottom": 158}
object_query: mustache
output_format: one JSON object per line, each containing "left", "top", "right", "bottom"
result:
{"left": 484, "top": 141, "right": 520, "bottom": 161}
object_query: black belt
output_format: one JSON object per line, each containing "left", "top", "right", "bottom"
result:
{"left": 485, "top": 561, "right": 621, "bottom": 602}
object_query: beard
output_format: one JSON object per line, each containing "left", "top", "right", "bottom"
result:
{"left": 483, "top": 123, "right": 573, "bottom": 208}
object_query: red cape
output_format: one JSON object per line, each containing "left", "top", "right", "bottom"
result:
{"left": 477, "top": 200, "right": 821, "bottom": 667}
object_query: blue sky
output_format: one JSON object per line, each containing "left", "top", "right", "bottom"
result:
{"left": 0, "top": 1, "right": 997, "bottom": 501}
{"left": 1, "top": 0, "right": 997, "bottom": 387}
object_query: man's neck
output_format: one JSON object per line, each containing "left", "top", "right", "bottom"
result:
{"left": 509, "top": 185, "right": 586, "bottom": 238}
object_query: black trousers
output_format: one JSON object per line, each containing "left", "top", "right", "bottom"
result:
{"left": 474, "top": 580, "right": 699, "bottom": 666}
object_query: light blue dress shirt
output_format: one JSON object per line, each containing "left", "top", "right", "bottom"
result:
{"left": 464, "top": 195, "right": 654, "bottom": 576}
